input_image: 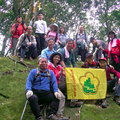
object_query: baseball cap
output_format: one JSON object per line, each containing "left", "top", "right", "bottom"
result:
{"left": 99, "top": 57, "right": 107, "bottom": 61}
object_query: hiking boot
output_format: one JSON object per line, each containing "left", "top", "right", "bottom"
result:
{"left": 36, "top": 116, "right": 44, "bottom": 120}
{"left": 113, "top": 96, "right": 120, "bottom": 105}
{"left": 101, "top": 99, "right": 108, "bottom": 108}
{"left": 48, "top": 114, "right": 59, "bottom": 120}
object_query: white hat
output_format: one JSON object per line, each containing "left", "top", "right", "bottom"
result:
{"left": 52, "top": 23, "right": 58, "bottom": 27}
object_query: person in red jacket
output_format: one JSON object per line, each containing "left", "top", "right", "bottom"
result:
{"left": 10, "top": 16, "right": 27, "bottom": 55}
{"left": 48, "top": 52, "right": 68, "bottom": 120}
{"left": 81, "top": 53, "right": 98, "bottom": 68}
{"left": 107, "top": 31, "right": 120, "bottom": 72}
{"left": 98, "top": 57, "right": 120, "bottom": 108}
{"left": 48, "top": 52, "right": 65, "bottom": 84}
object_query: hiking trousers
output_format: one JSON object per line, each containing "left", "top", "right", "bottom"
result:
{"left": 20, "top": 44, "right": 37, "bottom": 59}
{"left": 57, "top": 89, "right": 65, "bottom": 115}
{"left": 28, "top": 90, "right": 59, "bottom": 119}
{"left": 12, "top": 38, "right": 19, "bottom": 55}
{"left": 35, "top": 33, "right": 46, "bottom": 55}
{"left": 107, "top": 79, "right": 120, "bottom": 96}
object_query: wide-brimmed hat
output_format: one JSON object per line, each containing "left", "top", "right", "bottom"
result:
{"left": 50, "top": 23, "right": 58, "bottom": 28}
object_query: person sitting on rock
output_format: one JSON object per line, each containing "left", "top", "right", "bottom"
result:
{"left": 25, "top": 57, "right": 62, "bottom": 120}
{"left": 97, "top": 57, "right": 120, "bottom": 108}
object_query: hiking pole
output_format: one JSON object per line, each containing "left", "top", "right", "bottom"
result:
{"left": 20, "top": 100, "right": 28, "bottom": 120}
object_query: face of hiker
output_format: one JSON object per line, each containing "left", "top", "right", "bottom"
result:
{"left": 27, "top": 26, "right": 33, "bottom": 34}
{"left": 86, "top": 57, "right": 93, "bottom": 64}
{"left": 53, "top": 55, "right": 60, "bottom": 65}
{"left": 79, "top": 26, "right": 84, "bottom": 33}
{"left": 108, "top": 34, "right": 115, "bottom": 40}
{"left": 60, "top": 28, "right": 65, "bottom": 33}
{"left": 48, "top": 39, "right": 54, "bottom": 49}
{"left": 91, "top": 39, "right": 97, "bottom": 45}
{"left": 99, "top": 61, "right": 107, "bottom": 69}
{"left": 66, "top": 41, "right": 73, "bottom": 51}
{"left": 37, "top": 14, "right": 43, "bottom": 20}
{"left": 16, "top": 17, "right": 22, "bottom": 23}
{"left": 38, "top": 58, "right": 48, "bottom": 70}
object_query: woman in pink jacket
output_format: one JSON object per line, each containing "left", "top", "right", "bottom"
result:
{"left": 48, "top": 52, "right": 68, "bottom": 120}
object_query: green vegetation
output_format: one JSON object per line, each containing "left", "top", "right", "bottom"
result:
{"left": 0, "top": 0, "right": 120, "bottom": 56}
{"left": 0, "top": 57, "right": 120, "bottom": 120}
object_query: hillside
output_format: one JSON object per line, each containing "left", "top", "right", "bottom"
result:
{"left": 0, "top": 57, "right": 120, "bottom": 120}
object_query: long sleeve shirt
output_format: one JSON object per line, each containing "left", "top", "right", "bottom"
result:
{"left": 30, "top": 20, "right": 47, "bottom": 34}
{"left": 40, "top": 47, "right": 55, "bottom": 62}
{"left": 58, "top": 48, "right": 76, "bottom": 67}
{"left": 108, "top": 38, "right": 120, "bottom": 57}
{"left": 15, "top": 33, "right": 36, "bottom": 51}
{"left": 48, "top": 62, "right": 63, "bottom": 84}
{"left": 92, "top": 40, "right": 107, "bottom": 53}
{"left": 58, "top": 33, "right": 68, "bottom": 45}
{"left": 47, "top": 31, "right": 59, "bottom": 42}
{"left": 11, "top": 23, "right": 26, "bottom": 38}
{"left": 81, "top": 61, "right": 98, "bottom": 68}
{"left": 106, "top": 66, "right": 120, "bottom": 81}
{"left": 26, "top": 69, "right": 58, "bottom": 93}
{"left": 76, "top": 32, "right": 88, "bottom": 47}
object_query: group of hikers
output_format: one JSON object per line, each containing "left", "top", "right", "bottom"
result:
{"left": 10, "top": 12, "right": 120, "bottom": 120}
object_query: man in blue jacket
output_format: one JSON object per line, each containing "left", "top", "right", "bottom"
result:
{"left": 26, "top": 57, "right": 61, "bottom": 120}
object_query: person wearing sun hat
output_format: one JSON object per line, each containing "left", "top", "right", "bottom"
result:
{"left": 97, "top": 57, "right": 120, "bottom": 108}
{"left": 46, "top": 23, "right": 59, "bottom": 50}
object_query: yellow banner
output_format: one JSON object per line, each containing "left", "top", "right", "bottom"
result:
{"left": 65, "top": 68, "right": 107, "bottom": 100}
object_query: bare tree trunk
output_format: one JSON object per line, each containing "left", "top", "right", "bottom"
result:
{"left": 1, "top": 35, "right": 9, "bottom": 56}
{"left": 104, "top": 0, "right": 110, "bottom": 35}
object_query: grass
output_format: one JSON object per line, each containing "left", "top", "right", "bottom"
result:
{"left": 0, "top": 57, "right": 120, "bottom": 120}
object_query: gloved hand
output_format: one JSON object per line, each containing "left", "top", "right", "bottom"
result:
{"left": 26, "top": 90, "right": 33, "bottom": 99}
{"left": 54, "top": 92, "right": 61, "bottom": 100}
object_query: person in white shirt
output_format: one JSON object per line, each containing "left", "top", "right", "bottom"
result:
{"left": 30, "top": 12, "right": 47, "bottom": 55}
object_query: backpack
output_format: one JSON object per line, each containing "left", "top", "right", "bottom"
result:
{"left": 76, "top": 32, "right": 87, "bottom": 43}
{"left": 34, "top": 68, "right": 53, "bottom": 92}
{"left": 13, "top": 23, "right": 25, "bottom": 36}
{"left": 35, "top": 68, "right": 51, "bottom": 79}
{"left": 21, "top": 34, "right": 31, "bottom": 48}
{"left": 76, "top": 32, "right": 87, "bottom": 49}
